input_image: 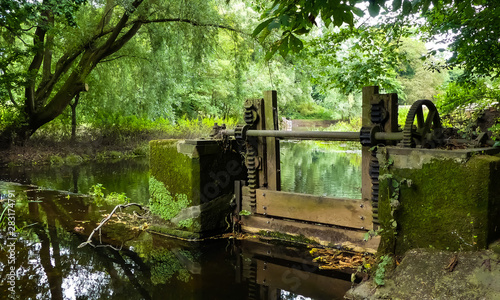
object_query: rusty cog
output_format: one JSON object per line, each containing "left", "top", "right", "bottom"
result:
{"left": 402, "top": 99, "right": 443, "bottom": 148}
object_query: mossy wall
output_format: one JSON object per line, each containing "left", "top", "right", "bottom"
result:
{"left": 149, "top": 139, "right": 246, "bottom": 238}
{"left": 149, "top": 140, "right": 199, "bottom": 206}
{"left": 377, "top": 148, "right": 500, "bottom": 255}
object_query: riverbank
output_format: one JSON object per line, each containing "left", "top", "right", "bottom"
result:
{"left": 0, "top": 137, "right": 150, "bottom": 167}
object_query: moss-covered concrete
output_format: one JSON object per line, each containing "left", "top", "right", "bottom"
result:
{"left": 149, "top": 140, "right": 199, "bottom": 206}
{"left": 346, "top": 248, "right": 500, "bottom": 300}
{"left": 377, "top": 147, "right": 500, "bottom": 255}
{"left": 149, "top": 139, "right": 246, "bottom": 238}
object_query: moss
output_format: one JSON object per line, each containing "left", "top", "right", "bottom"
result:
{"left": 149, "top": 140, "right": 197, "bottom": 206}
{"left": 149, "top": 176, "right": 189, "bottom": 221}
{"left": 378, "top": 153, "right": 500, "bottom": 255}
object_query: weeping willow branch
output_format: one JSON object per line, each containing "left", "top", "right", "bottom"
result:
{"left": 78, "top": 203, "right": 149, "bottom": 249}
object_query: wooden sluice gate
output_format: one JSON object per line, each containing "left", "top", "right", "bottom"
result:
{"left": 149, "top": 85, "right": 500, "bottom": 253}
{"left": 207, "top": 87, "right": 409, "bottom": 249}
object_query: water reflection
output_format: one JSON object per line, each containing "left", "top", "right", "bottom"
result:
{"left": 0, "top": 159, "right": 150, "bottom": 204}
{"left": 0, "top": 181, "right": 353, "bottom": 299}
{"left": 280, "top": 141, "right": 362, "bottom": 199}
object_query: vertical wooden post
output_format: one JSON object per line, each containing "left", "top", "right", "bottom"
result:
{"left": 385, "top": 93, "right": 399, "bottom": 135}
{"left": 361, "top": 86, "right": 378, "bottom": 210}
{"left": 263, "top": 90, "right": 281, "bottom": 191}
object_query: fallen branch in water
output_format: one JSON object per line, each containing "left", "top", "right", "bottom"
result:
{"left": 78, "top": 203, "right": 149, "bottom": 249}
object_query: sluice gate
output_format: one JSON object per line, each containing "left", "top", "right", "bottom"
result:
{"left": 149, "top": 86, "right": 500, "bottom": 253}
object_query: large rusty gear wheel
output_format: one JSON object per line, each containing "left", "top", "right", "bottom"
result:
{"left": 403, "top": 99, "right": 443, "bottom": 148}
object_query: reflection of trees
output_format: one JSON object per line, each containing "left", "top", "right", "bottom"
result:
{"left": 0, "top": 159, "right": 150, "bottom": 204}
{"left": 280, "top": 142, "right": 362, "bottom": 198}
{"left": 13, "top": 188, "right": 156, "bottom": 299}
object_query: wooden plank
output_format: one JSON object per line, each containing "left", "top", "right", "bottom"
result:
{"left": 263, "top": 90, "right": 280, "bottom": 191}
{"left": 241, "top": 185, "right": 252, "bottom": 212}
{"left": 361, "top": 87, "right": 377, "bottom": 229}
{"left": 241, "top": 215, "right": 380, "bottom": 252}
{"left": 255, "top": 189, "right": 371, "bottom": 229}
{"left": 255, "top": 260, "right": 352, "bottom": 299}
{"left": 254, "top": 98, "right": 266, "bottom": 190}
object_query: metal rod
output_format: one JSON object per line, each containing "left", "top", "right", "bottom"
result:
{"left": 247, "top": 130, "right": 360, "bottom": 140}
{"left": 222, "top": 129, "right": 360, "bottom": 141}
{"left": 374, "top": 132, "right": 405, "bottom": 141}
{"left": 222, "top": 129, "right": 406, "bottom": 141}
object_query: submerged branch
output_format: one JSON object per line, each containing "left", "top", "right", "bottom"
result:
{"left": 78, "top": 203, "right": 149, "bottom": 249}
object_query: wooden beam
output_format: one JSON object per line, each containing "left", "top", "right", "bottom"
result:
{"left": 362, "top": 86, "right": 378, "bottom": 230}
{"left": 263, "top": 90, "right": 280, "bottom": 191}
{"left": 241, "top": 215, "right": 380, "bottom": 251}
{"left": 255, "top": 189, "right": 371, "bottom": 229}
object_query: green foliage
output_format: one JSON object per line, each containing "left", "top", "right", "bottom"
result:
{"left": 422, "top": 0, "right": 500, "bottom": 80}
{"left": 149, "top": 176, "right": 189, "bottom": 221}
{"left": 435, "top": 78, "right": 500, "bottom": 115}
{"left": 49, "top": 155, "right": 65, "bottom": 166}
{"left": 435, "top": 77, "right": 500, "bottom": 138}
{"left": 89, "top": 183, "right": 130, "bottom": 207}
{"left": 396, "top": 38, "right": 447, "bottom": 104}
{"left": 178, "top": 218, "right": 194, "bottom": 229}
{"left": 374, "top": 255, "right": 393, "bottom": 286}
{"left": 239, "top": 209, "right": 251, "bottom": 216}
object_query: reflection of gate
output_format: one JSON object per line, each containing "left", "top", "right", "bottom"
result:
{"left": 212, "top": 86, "right": 445, "bottom": 249}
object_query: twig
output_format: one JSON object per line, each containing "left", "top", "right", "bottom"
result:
{"left": 78, "top": 203, "right": 148, "bottom": 248}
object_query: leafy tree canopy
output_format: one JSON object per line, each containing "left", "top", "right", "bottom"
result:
{"left": 0, "top": 0, "right": 239, "bottom": 146}
{"left": 252, "top": 0, "right": 500, "bottom": 80}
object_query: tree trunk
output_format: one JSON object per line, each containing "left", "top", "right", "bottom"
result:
{"left": 70, "top": 93, "right": 80, "bottom": 143}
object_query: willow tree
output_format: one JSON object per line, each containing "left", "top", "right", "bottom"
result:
{"left": 0, "top": 0, "right": 238, "bottom": 147}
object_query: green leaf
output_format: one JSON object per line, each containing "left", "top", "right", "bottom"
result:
{"left": 239, "top": 210, "right": 251, "bottom": 216}
{"left": 422, "top": 0, "right": 431, "bottom": 14}
{"left": 265, "top": 42, "right": 280, "bottom": 61}
{"left": 393, "top": 0, "right": 402, "bottom": 11}
{"left": 289, "top": 34, "right": 304, "bottom": 53}
{"left": 368, "top": 2, "right": 381, "bottom": 17}
{"left": 252, "top": 18, "right": 274, "bottom": 37}
{"left": 402, "top": 0, "right": 412, "bottom": 14}
{"left": 268, "top": 19, "right": 281, "bottom": 30}
{"left": 351, "top": 6, "right": 364, "bottom": 17}
{"left": 293, "top": 27, "right": 310, "bottom": 35}
{"left": 278, "top": 35, "right": 290, "bottom": 57}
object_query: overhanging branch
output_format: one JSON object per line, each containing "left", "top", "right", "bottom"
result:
{"left": 137, "top": 18, "right": 246, "bottom": 35}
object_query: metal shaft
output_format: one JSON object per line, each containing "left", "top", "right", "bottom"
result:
{"left": 222, "top": 129, "right": 404, "bottom": 141}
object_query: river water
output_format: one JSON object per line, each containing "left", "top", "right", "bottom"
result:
{"left": 0, "top": 141, "right": 361, "bottom": 300}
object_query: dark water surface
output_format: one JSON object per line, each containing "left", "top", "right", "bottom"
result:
{"left": 0, "top": 142, "right": 360, "bottom": 300}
